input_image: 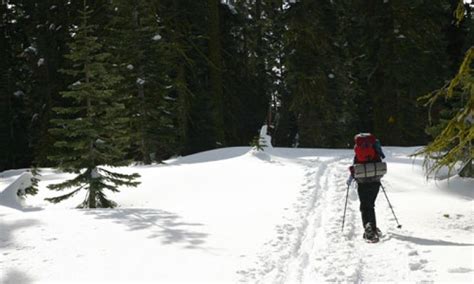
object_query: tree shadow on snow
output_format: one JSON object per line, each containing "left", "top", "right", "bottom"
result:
{"left": 0, "top": 218, "right": 39, "bottom": 245}
{"left": 84, "top": 208, "right": 209, "bottom": 249}
{"left": 0, "top": 268, "right": 34, "bottom": 284}
{"left": 390, "top": 233, "right": 474, "bottom": 246}
{"left": 0, "top": 219, "right": 39, "bottom": 284}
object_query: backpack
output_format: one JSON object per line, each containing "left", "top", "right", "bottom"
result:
{"left": 354, "top": 133, "right": 379, "bottom": 163}
{"left": 352, "top": 133, "right": 387, "bottom": 182}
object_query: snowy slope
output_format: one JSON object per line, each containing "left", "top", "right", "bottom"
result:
{"left": 0, "top": 146, "right": 473, "bottom": 283}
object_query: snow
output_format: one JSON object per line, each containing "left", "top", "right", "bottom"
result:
{"left": 37, "top": 58, "right": 44, "bottom": 67}
{"left": 91, "top": 168, "right": 100, "bottom": 179}
{"left": 31, "top": 113, "right": 39, "bottom": 122}
{"left": 136, "top": 78, "right": 145, "bottom": 85}
{"left": 0, "top": 172, "right": 32, "bottom": 210}
{"left": 13, "top": 90, "right": 25, "bottom": 97}
{"left": 222, "top": 0, "right": 238, "bottom": 14}
{"left": 259, "top": 125, "right": 273, "bottom": 149}
{"left": 1, "top": 142, "right": 473, "bottom": 283}
{"left": 24, "top": 46, "right": 37, "bottom": 54}
{"left": 152, "top": 34, "right": 162, "bottom": 41}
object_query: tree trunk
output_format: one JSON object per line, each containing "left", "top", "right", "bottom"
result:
{"left": 88, "top": 167, "right": 97, "bottom": 208}
{"left": 177, "top": 63, "right": 189, "bottom": 152}
{"left": 207, "top": 0, "right": 225, "bottom": 146}
{"left": 133, "top": 6, "right": 151, "bottom": 164}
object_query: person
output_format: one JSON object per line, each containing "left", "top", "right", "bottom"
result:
{"left": 346, "top": 133, "right": 386, "bottom": 242}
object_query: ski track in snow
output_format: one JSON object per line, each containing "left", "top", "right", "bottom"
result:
{"left": 238, "top": 155, "right": 435, "bottom": 283}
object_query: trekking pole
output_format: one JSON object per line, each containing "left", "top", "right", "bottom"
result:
{"left": 341, "top": 184, "right": 350, "bottom": 232}
{"left": 380, "top": 183, "right": 402, "bottom": 229}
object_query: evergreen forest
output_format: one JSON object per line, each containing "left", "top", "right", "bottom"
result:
{"left": 1, "top": 0, "right": 473, "bottom": 173}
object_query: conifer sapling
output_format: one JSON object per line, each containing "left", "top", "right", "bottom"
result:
{"left": 46, "top": 0, "right": 140, "bottom": 208}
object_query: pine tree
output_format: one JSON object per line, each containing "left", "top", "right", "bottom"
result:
{"left": 4, "top": 0, "right": 83, "bottom": 168}
{"left": 416, "top": 47, "right": 473, "bottom": 177}
{"left": 46, "top": 1, "right": 139, "bottom": 208}
{"left": 24, "top": 167, "right": 40, "bottom": 196}
{"left": 219, "top": 1, "right": 274, "bottom": 146}
{"left": 282, "top": 0, "right": 350, "bottom": 147}
{"left": 23, "top": 0, "right": 79, "bottom": 166}
{"left": 0, "top": 2, "right": 32, "bottom": 170}
{"left": 208, "top": 0, "right": 226, "bottom": 146}
{"left": 352, "top": 0, "right": 450, "bottom": 145}
{"left": 0, "top": 2, "right": 14, "bottom": 171}
{"left": 414, "top": 1, "right": 473, "bottom": 178}
{"left": 109, "top": 0, "right": 178, "bottom": 163}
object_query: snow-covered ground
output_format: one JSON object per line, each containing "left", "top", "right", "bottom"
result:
{"left": 1, "top": 145, "right": 473, "bottom": 283}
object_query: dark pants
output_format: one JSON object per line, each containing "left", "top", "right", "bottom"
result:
{"left": 357, "top": 181, "right": 380, "bottom": 229}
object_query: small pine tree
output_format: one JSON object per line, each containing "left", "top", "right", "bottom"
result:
{"left": 250, "top": 135, "right": 266, "bottom": 151}
{"left": 46, "top": 1, "right": 139, "bottom": 208}
{"left": 24, "top": 167, "right": 40, "bottom": 196}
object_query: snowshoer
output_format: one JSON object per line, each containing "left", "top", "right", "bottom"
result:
{"left": 346, "top": 133, "right": 386, "bottom": 243}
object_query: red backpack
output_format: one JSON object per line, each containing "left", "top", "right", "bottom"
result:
{"left": 354, "top": 133, "right": 379, "bottom": 163}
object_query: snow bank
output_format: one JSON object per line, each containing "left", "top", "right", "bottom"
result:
{"left": 0, "top": 172, "right": 32, "bottom": 210}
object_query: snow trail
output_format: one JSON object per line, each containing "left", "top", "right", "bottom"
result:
{"left": 238, "top": 156, "right": 352, "bottom": 283}
{"left": 238, "top": 154, "right": 438, "bottom": 283}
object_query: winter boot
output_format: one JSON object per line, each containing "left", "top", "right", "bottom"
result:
{"left": 363, "top": 223, "right": 379, "bottom": 243}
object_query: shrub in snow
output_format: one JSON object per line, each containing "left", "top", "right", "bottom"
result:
{"left": 250, "top": 125, "right": 273, "bottom": 152}
{"left": 23, "top": 167, "right": 40, "bottom": 196}
{"left": 250, "top": 135, "right": 266, "bottom": 151}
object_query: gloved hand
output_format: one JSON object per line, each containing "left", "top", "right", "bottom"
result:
{"left": 346, "top": 175, "right": 353, "bottom": 187}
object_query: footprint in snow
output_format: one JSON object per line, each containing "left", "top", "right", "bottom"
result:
{"left": 408, "top": 250, "right": 418, "bottom": 256}
{"left": 409, "top": 258, "right": 429, "bottom": 271}
{"left": 409, "top": 262, "right": 423, "bottom": 271}
{"left": 448, "top": 267, "right": 474, "bottom": 273}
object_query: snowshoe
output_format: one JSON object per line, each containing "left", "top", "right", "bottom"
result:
{"left": 363, "top": 223, "right": 379, "bottom": 243}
